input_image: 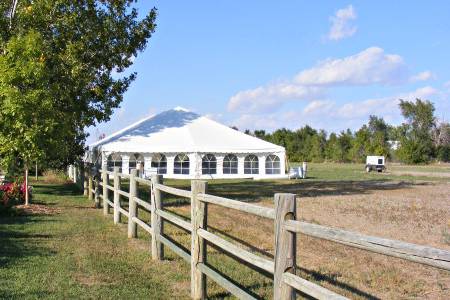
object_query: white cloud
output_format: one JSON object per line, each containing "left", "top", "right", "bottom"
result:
{"left": 294, "top": 47, "right": 407, "bottom": 86}
{"left": 227, "top": 47, "right": 410, "bottom": 113}
{"left": 400, "top": 86, "right": 439, "bottom": 101}
{"left": 327, "top": 5, "right": 357, "bottom": 41}
{"left": 410, "top": 70, "right": 434, "bottom": 82}
{"left": 227, "top": 83, "right": 323, "bottom": 113}
{"left": 334, "top": 86, "right": 439, "bottom": 119}
{"left": 302, "top": 100, "right": 334, "bottom": 115}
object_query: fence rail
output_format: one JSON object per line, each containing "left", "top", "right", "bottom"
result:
{"left": 284, "top": 220, "right": 450, "bottom": 271}
{"left": 197, "top": 193, "right": 275, "bottom": 219}
{"left": 82, "top": 164, "right": 450, "bottom": 300}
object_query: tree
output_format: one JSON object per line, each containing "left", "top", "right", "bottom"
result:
{"left": 310, "top": 130, "right": 327, "bottom": 162}
{"left": 325, "top": 133, "right": 339, "bottom": 161}
{"left": 336, "top": 129, "right": 353, "bottom": 162}
{"left": 397, "top": 99, "right": 435, "bottom": 163}
{"left": 351, "top": 125, "right": 370, "bottom": 163}
{"left": 0, "top": 1, "right": 157, "bottom": 204}
{"left": 254, "top": 130, "right": 267, "bottom": 139}
{"left": 433, "top": 121, "right": 450, "bottom": 162}
{"left": 367, "top": 115, "right": 390, "bottom": 157}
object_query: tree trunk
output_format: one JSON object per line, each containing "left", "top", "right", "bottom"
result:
{"left": 35, "top": 162, "right": 38, "bottom": 180}
{"left": 25, "top": 166, "right": 29, "bottom": 206}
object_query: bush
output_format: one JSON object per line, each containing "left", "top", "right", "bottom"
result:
{"left": 0, "top": 181, "right": 32, "bottom": 211}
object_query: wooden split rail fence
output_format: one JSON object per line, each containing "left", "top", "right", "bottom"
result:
{"left": 83, "top": 165, "right": 450, "bottom": 300}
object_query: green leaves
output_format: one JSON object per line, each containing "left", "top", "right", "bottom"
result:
{"left": 396, "top": 99, "right": 436, "bottom": 163}
{"left": 0, "top": 1, "right": 156, "bottom": 170}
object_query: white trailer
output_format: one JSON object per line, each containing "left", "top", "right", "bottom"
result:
{"left": 365, "top": 156, "right": 385, "bottom": 172}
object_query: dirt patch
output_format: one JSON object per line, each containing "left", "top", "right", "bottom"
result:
{"left": 15, "top": 204, "right": 61, "bottom": 215}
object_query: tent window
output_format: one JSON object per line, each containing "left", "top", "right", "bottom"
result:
{"left": 202, "top": 154, "right": 217, "bottom": 175}
{"left": 223, "top": 154, "right": 238, "bottom": 174}
{"left": 129, "top": 153, "right": 144, "bottom": 173}
{"left": 151, "top": 153, "right": 167, "bottom": 174}
{"left": 174, "top": 154, "right": 190, "bottom": 175}
{"left": 107, "top": 153, "right": 122, "bottom": 172}
{"left": 265, "top": 155, "right": 280, "bottom": 174}
{"left": 244, "top": 155, "right": 259, "bottom": 174}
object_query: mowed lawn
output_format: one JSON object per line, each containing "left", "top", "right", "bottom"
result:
{"left": 0, "top": 183, "right": 191, "bottom": 299}
{"left": 1, "top": 163, "right": 449, "bottom": 299}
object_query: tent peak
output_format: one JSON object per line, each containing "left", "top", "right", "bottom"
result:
{"left": 173, "top": 106, "right": 190, "bottom": 112}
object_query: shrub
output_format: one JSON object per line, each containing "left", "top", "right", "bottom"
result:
{"left": 0, "top": 181, "right": 32, "bottom": 211}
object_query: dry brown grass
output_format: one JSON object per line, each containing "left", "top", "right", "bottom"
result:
{"left": 295, "top": 182, "right": 450, "bottom": 299}
{"left": 164, "top": 181, "right": 450, "bottom": 299}
{"left": 41, "top": 170, "right": 71, "bottom": 184}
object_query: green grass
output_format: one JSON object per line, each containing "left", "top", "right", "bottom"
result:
{"left": 292, "top": 162, "right": 450, "bottom": 182}
{"left": 0, "top": 183, "right": 191, "bottom": 299}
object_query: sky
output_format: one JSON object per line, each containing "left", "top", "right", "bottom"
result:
{"left": 87, "top": 1, "right": 450, "bottom": 144}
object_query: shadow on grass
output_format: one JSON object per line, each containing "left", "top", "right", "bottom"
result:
{"left": 0, "top": 215, "right": 56, "bottom": 268}
{"left": 33, "top": 182, "right": 82, "bottom": 196}
{"left": 205, "top": 262, "right": 269, "bottom": 299}
{"left": 297, "top": 266, "right": 380, "bottom": 300}
{"left": 206, "top": 179, "right": 428, "bottom": 203}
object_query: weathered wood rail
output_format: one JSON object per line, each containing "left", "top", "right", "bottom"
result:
{"left": 84, "top": 165, "right": 450, "bottom": 300}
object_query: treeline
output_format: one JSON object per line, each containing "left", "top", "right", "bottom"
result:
{"left": 242, "top": 99, "right": 450, "bottom": 164}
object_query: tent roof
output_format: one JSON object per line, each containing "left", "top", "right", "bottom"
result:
{"left": 90, "top": 108, "right": 284, "bottom": 154}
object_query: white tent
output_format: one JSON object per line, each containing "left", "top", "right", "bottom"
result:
{"left": 87, "top": 107, "right": 286, "bottom": 179}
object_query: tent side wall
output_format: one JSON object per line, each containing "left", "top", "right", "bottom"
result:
{"left": 98, "top": 150, "right": 287, "bottom": 180}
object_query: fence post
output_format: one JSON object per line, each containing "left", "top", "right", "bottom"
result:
{"left": 73, "top": 164, "right": 77, "bottom": 183}
{"left": 82, "top": 164, "right": 87, "bottom": 196}
{"left": 274, "top": 193, "right": 297, "bottom": 300}
{"left": 191, "top": 180, "right": 208, "bottom": 300}
{"left": 128, "top": 169, "right": 138, "bottom": 238}
{"left": 151, "top": 174, "right": 163, "bottom": 260}
{"left": 88, "top": 166, "right": 93, "bottom": 201}
{"left": 113, "top": 166, "right": 121, "bottom": 224}
{"left": 102, "top": 165, "right": 109, "bottom": 215}
{"left": 94, "top": 167, "right": 100, "bottom": 208}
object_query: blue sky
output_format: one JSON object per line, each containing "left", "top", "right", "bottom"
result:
{"left": 87, "top": 1, "right": 450, "bottom": 143}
